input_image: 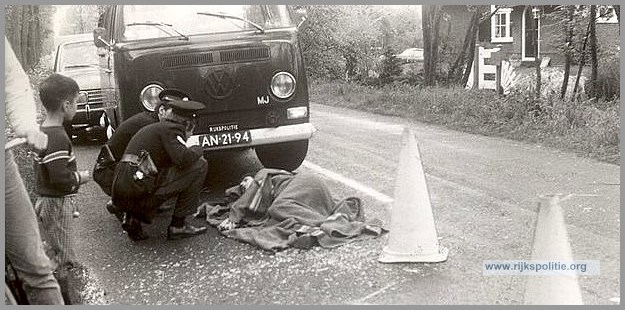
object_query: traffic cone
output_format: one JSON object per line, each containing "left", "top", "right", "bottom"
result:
{"left": 524, "top": 194, "right": 583, "bottom": 305}
{"left": 378, "top": 128, "right": 448, "bottom": 263}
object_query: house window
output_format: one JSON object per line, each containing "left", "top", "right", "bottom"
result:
{"left": 491, "top": 6, "right": 513, "bottom": 43}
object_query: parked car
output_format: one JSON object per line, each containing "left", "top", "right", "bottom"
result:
{"left": 93, "top": 5, "right": 314, "bottom": 171}
{"left": 396, "top": 48, "right": 424, "bottom": 62}
{"left": 53, "top": 33, "right": 109, "bottom": 141}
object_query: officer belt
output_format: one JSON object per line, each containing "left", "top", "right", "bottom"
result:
{"left": 120, "top": 154, "right": 140, "bottom": 165}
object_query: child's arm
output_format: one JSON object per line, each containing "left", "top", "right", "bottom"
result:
{"left": 41, "top": 151, "right": 82, "bottom": 194}
{"left": 38, "top": 135, "right": 86, "bottom": 194}
{"left": 78, "top": 170, "right": 91, "bottom": 185}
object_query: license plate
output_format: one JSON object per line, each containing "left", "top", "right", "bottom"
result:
{"left": 196, "top": 130, "right": 252, "bottom": 148}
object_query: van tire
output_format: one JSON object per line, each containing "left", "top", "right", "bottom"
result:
{"left": 255, "top": 140, "right": 308, "bottom": 172}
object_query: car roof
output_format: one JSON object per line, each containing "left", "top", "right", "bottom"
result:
{"left": 54, "top": 33, "right": 93, "bottom": 48}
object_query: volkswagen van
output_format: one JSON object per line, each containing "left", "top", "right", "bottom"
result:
{"left": 94, "top": 5, "right": 313, "bottom": 171}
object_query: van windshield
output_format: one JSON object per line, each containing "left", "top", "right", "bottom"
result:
{"left": 120, "top": 5, "right": 295, "bottom": 41}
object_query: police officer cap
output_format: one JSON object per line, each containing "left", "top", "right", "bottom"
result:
{"left": 168, "top": 99, "right": 205, "bottom": 118}
{"left": 159, "top": 89, "right": 190, "bottom": 102}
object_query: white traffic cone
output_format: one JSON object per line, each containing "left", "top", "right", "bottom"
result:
{"left": 524, "top": 194, "right": 583, "bottom": 305}
{"left": 378, "top": 128, "right": 448, "bottom": 263}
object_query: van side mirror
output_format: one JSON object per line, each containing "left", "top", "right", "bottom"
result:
{"left": 293, "top": 8, "right": 307, "bottom": 28}
{"left": 93, "top": 27, "right": 111, "bottom": 48}
{"left": 297, "top": 16, "right": 307, "bottom": 28}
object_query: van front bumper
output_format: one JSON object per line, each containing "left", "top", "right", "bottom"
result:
{"left": 186, "top": 123, "right": 316, "bottom": 151}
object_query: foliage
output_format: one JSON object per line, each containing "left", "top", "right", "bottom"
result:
{"left": 310, "top": 79, "right": 619, "bottom": 164}
{"left": 595, "top": 48, "right": 620, "bottom": 100}
{"left": 546, "top": 5, "right": 618, "bottom": 65}
{"left": 56, "top": 5, "right": 109, "bottom": 36}
{"left": 421, "top": 5, "right": 443, "bottom": 87}
{"left": 294, "top": 5, "right": 421, "bottom": 80}
{"left": 378, "top": 47, "right": 403, "bottom": 84}
{"left": 5, "top": 5, "right": 57, "bottom": 70}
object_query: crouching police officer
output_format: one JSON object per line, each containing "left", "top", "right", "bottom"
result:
{"left": 94, "top": 89, "right": 190, "bottom": 221}
{"left": 111, "top": 99, "right": 208, "bottom": 241}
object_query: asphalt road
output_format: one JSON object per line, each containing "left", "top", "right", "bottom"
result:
{"left": 71, "top": 103, "right": 619, "bottom": 305}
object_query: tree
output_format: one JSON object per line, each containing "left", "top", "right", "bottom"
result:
{"left": 446, "top": 6, "right": 501, "bottom": 87}
{"left": 5, "top": 5, "right": 56, "bottom": 70}
{"left": 572, "top": 7, "right": 594, "bottom": 100}
{"left": 422, "top": 5, "right": 442, "bottom": 86}
{"left": 529, "top": 6, "right": 542, "bottom": 98}
{"left": 559, "top": 5, "right": 576, "bottom": 99}
{"left": 295, "top": 5, "right": 345, "bottom": 79}
{"left": 58, "top": 5, "right": 108, "bottom": 36}
{"left": 378, "top": 47, "right": 402, "bottom": 84}
{"left": 588, "top": 5, "right": 598, "bottom": 99}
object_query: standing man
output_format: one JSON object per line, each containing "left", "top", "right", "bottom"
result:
{"left": 4, "top": 36, "right": 64, "bottom": 304}
{"left": 112, "top": 99, "right": 209, "bottom": 241}
{"left": 93, "top": 89, "right": 190, "bottom": 221}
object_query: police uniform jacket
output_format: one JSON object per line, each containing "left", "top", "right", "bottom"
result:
{"left": 107, "top": 111, "right": 159, "bottom": 161}
{"left": 124, "top": 119, "right": 203, "bottom": 177}
{"left": 112, "top": 119, "right": 203, "bottom": 221}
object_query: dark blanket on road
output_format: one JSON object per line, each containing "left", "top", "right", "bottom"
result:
{"left": 203, "top": 169, "right": 386, "bottom": 252}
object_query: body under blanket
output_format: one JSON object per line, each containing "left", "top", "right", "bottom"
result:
{"left": 202, "top": 169, "right": 386, "bottom": 252}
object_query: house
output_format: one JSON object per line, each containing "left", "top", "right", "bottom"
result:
{"left": 441, "top": 5, "right": 620, "bottom": 66}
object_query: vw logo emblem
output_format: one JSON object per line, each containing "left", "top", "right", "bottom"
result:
{"left": 204, "top": 70, "right": 235, "bottom": 99}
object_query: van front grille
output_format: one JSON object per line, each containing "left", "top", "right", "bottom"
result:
{"left": 161, "top": 47, "right": 270, "bottom": 70}
{"left": 220, "top": 47, "right": 270, "bottom": 63}
{"left": 162, "top": 52, "right": 214, "bottom": 69}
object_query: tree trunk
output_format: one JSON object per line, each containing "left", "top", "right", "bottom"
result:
{"left": 459, "top": 6, "right": 501, "bottom": 87}
{"left": 28, "top": 6, "right": 38, "bottom": 68}
{"left": 589, "top": 5, "right": 598, "bottom": 99}
{"left": 422, "top": 6, "right": 432, "bottom": 86}
{"left": 422, "top": 5, "right": 442, "bottom": 87}
{"left": 572, "top": 8, "right": 593, "bottom": 100}
{"left": 560, "top": 6, "right": 574, "bottom": 99}
{"left": 448, "top": 11, "right": 479, "bottom": 85}
{"left": 20, "top": 6, "right": 30, "bottom": 67}
{"left": 530, "top": 6, "right": 541, "bottom": 98}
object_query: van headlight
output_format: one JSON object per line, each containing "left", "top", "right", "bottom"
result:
{"left": 271, "top": 72, "right": 296, "bottom": 99}
{"left": 140, "top": 84, "right": 163, "bottom": 111}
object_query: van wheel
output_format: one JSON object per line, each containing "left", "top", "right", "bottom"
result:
{"left": 255, "top": 140, "right": 308, "bottom": 172}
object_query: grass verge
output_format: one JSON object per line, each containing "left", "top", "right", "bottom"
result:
{"left": 309, "top": 79, "right": 619, "bottom": 165}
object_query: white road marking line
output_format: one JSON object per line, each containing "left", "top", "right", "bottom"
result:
{"left": 355, "top": 282, "right": 397, "bottom": 303}
{"left": 302, "top": 160, "right": 394, "bottom": 204}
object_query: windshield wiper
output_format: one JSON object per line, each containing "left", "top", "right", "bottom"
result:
{"left": 197, "top": 12, "right": 265, "bottom": 33}
{"left": 126, "top": 21, "right": 189, "bottom": 40}
{"left": 63, "top": 64, "right": 100, "bottom": 69}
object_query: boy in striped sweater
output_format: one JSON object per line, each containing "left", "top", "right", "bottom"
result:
{"left": 32, "top": 73, "right": 91, "bottom": 278}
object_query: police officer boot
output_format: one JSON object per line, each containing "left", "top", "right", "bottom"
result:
{"left": 105, "top": 200, "right": 124, "bottom": 222}
{"left": 122, "top": 214, "right": 148, "bottom": 241}
{"left": 167, "top": 216, "right": 207, "bottom": 240}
